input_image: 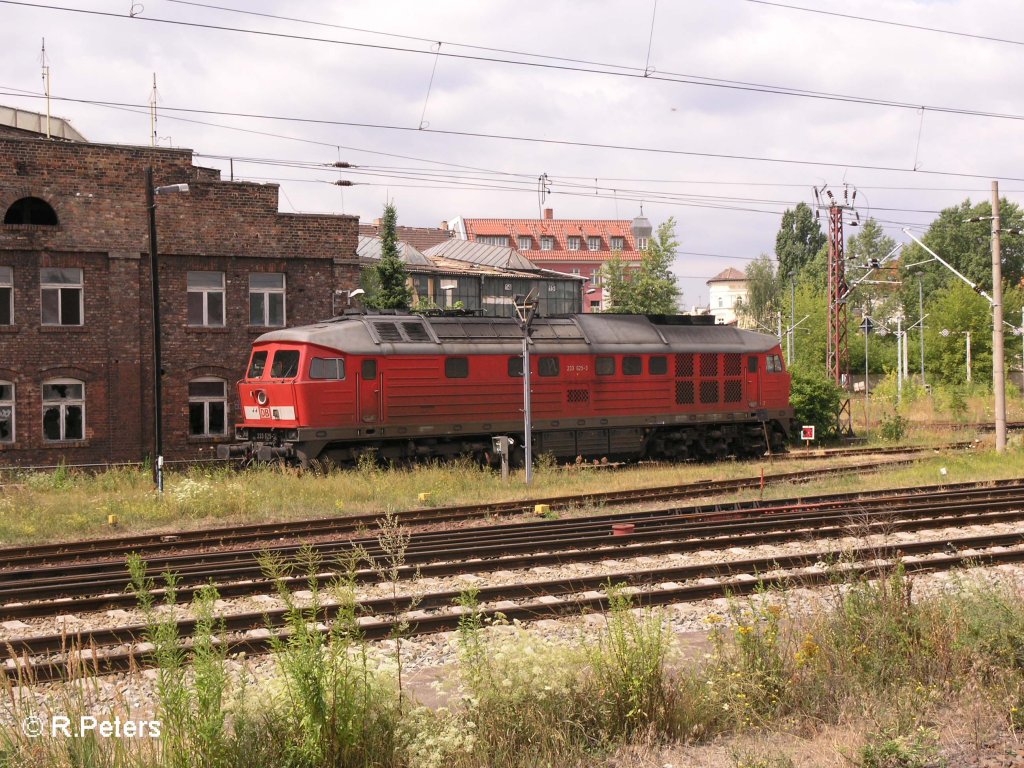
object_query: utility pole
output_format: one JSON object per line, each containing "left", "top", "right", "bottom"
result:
{"left": 991, "top": 181, "right": 1007, "bottom": 452}
{"left": 814, "top": 185, "right": 858, "bottom": 435}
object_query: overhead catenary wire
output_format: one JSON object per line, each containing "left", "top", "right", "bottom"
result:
{"left": 5, "top": 0, "right": 1024, "bottom": 125}
{"left": 4, "top": 90, "right": 1024, "bottom": 185}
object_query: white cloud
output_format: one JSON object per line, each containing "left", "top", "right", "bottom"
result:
{"left": 1, "top": 0, "right": 1023, "bottom": 303}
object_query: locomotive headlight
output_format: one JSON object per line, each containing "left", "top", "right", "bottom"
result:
{"left": 255, "top": 390, "right": 268, "bottom": 406}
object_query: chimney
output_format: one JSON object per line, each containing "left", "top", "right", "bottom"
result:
{"left": 373, "top": 218, "right": 382, "bottom": 227}
{"left": 544, "top": 208, "right": 553, "bottom": 220}
{"left": 440, "top": 220, "right": 448, "bottom": 230}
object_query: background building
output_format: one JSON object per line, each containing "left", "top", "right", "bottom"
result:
{"left": 706, "top": 267, "right": 750, "bottom": 326}
{"left": 446, "top": 209, "right": 652, "bottom": 311}
{"left": 0, "top": 109, "right": 359, "bottom": 467}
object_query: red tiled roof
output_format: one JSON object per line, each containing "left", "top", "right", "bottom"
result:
{"left": 463, "top": 217, "right": 638, "bottom": 253}
{"left": 707, "top": 267, "right": 747, "bottom": 282}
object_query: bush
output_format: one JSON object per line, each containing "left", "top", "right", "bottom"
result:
{"left": 789, "top": 370, "right": 843, "bottom": 440}
{"left": 878, "top": 412, "right": 908, "bottom": 441}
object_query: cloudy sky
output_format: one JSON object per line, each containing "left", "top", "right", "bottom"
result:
{"left": 2, "top": 0, "right": 1023, "bottom": 305}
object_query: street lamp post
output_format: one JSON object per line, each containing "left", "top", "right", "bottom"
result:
{"left": 147, "top": 168, "right": 189, "bottom": 493}
{"left": 513, "top": 292, "right": 538, "bottom": 485}
{"left": 788, "top": 271, "right": 796, "bottom": 365}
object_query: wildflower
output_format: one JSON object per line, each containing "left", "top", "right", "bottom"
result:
{"left": 705, "top": 613, "right": 723, "bottom": 624}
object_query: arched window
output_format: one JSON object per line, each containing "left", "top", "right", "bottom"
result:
{"left": 42, "top": 378, "right": 84, "bottom": 441}
{"left": 4, "top": 197, "right": 58, "bottom": 226}
{"left": 0, "top": 381, "right": 13, "bottom": 443}
{"left": 188, "top": 378, "right": 227, "bottom": 436}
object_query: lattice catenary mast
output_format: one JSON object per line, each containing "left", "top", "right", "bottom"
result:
{"left": 814, "top": 185, "right": 859, "bottom": 436}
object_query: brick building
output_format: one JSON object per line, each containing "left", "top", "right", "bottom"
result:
{"left": 0, "top": 120, "right": 359, "bottom": 467}
{"left": 446, "top": 208, "right": 653, "bottom": 312}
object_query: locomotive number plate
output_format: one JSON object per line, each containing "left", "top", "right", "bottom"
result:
{"left": 249, "top": 430, "right": 278, "bottom": 443}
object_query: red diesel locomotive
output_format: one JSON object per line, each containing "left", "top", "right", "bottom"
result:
{"left": 219, "top": 312, "right": 794, "bottom": 466}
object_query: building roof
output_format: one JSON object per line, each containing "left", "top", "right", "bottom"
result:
{"left": 0, "top": 105, "right": 87, "bottom": 142}
{"left": 358, "top": 223, "right": 451, "bottom": 252}
{"left": 357, "top": 236, "right": 433, "bottom": 266}
{"left": 451, "top": 212, "right": 647, "bottom": 264}
{"left": 707, "top": 267, "right": 748, "bottom": 283}
{"left": 425, "top": 238, "right": 540, "bottom": 271}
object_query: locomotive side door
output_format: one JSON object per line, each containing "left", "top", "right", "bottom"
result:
{"left": 358, "top": 359, "right": 380, "bottom": 423}
{"left": 745, "top": 355, "right": 761, "bottom": 408}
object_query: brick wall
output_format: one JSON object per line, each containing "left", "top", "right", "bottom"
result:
{"left": 0, "top": 136, "right": 359, "bottom": 468}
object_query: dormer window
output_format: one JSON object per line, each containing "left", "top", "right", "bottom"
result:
{"left": 517, "top": 235, "right": 532, "bottom": 250}
{"left": 4, "top": 197, "right": 58, "bottom": 226}
{"left": 588, "top": 236, "right": 601, "bottom": 251}
{"left": 568, "top": 236, "right": 581, "bottom": 251}
{"left": 610, "top": 236, "right": 625, "bottom": 251}
{"left": 540, "top": 236, "right": 554, "bottom": 251}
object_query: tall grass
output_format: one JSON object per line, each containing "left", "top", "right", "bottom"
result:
{"left": 4, "top": 437, "right": 1021, "bottom": 547}
{"left": 4, "top": 564, "right": 1024, "bottom": 767}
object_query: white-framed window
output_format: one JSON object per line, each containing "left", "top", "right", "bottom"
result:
{"left": 637, "top": 236, "right": 649, "bottom": 251}
{"left": 42, "top": 378, "right": 84, "bottom": 441}
{"left": 249, "top": 273, "right": 285, "bottom": 327}
{"left": 568, "top": 236, "right": 581, "bottom": 251}
{"left": 40, "top": 267, "right": 83, "bottom": 326}
{"left": 591, "top": 270, "right": 602, "bottom": 285}
{"left": 187, "top": 271, "right": 225, "bottom": 327}
{"left": 540, "top": 236, "right": 554, "bottom": 251}
{"left": 570, "top": 268, "right": 581, "bottom": 276}
{"left": 610, "top": 236, "right": 625, "bottom": 251}
{"left": 188, "top": 378, "right": 227, "bottom": 436}
{"left": 0, "top": 267, "right": 11, "bottom": 325}
{"left": 588, "top": 236, "right": 601, "bottom": 251}
{"left": 0, "top": 381, "right": 13, "bottom": 443}
{"left": 517, "top": 236, "right": 532, "bottom": 251}
{"left": 477, "top": 235, "right": 509, "bottom": 247}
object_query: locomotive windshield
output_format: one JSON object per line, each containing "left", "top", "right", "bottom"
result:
{"left": 247, "top": 351, "right": 268, "bottom": 379}
{"left": 269, "top": 349, "right": 300, "bottom": 379}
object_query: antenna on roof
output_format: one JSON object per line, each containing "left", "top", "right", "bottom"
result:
{"left": 537, "top": 173, "right": 550, "bottom": 218}
{"left": 40, "top": 39, "right": 51, "bottom": 139}
{"left": 149, "top": 73, "right": 158, "bottom": 147}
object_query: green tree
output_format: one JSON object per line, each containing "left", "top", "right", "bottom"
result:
{"left": 363, "top": 202, "right": 412, "bottom": 310}
{"left": 899, "top": 199, "right": 1024, "bottom": 305}
{"left": 737, "top": 253, "right": 780, "bottom": 331}
{"left": 602, "top": 218, "right": 681, "bottom": 313}
{"left": 775, "top": 202, "right": 826, "bottom": 280}
{"left": 923, "top": 282, "right": 992, "bottom": 385}
{"left": 847, "top": 218, "right": 900, "bottom": 310}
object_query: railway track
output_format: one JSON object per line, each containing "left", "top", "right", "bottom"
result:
{"left": 0, "top": 442, "right": 973, "bottom": 570}
{"left": 7, "top": 526, "right": 1023, "bottom": 684}
{"left": 2, "top": 476, "right": 1018, "bottom": 615}
{"left": 5, "top": 476, "right": 1024, "bottom": 683}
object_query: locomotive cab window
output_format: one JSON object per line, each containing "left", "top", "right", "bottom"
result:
{"left": 596, "top": 356, "right": 615, "bottom": 376}
{"left": 767, "top": 355, "right": 784, "bottom": 373}
{"left": 247, "top": 351, "right": 268, "bottom": 379}
{"left": 362, "top": 360, "right": 377, "bottom": 380}
{"left": 269, "top": 350, "right": 300, "bottom": 379}
{"left": 623, "top": 356, "right": 642, "bottom": 376}
{"left": 649, "top": 356, "right": 668, "bottom": 375}
{"left": 445, "top": 357, "right": 469, "bottom": 379}
{"left": 748, "top": 356, "right": 759, "bottom": 374}
{"left": 538, "top": 357, "right": 560, "bottom": 377}
{"left": 507, "top": 357, "right": 524, "bottom": 377}
{"left": 310, "top": 357, "right": 345, "bottom": 380}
